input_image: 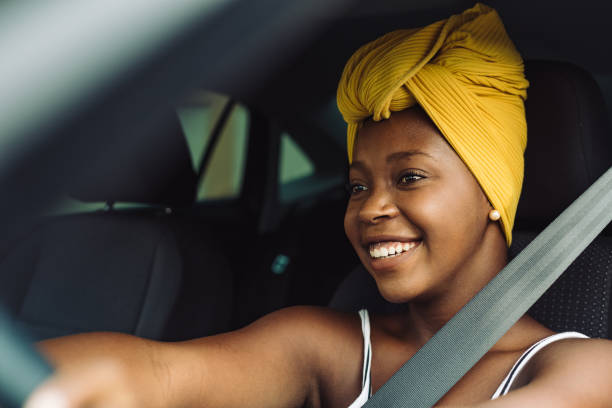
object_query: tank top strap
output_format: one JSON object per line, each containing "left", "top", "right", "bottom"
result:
{"left": 347, "top": 309, "right": 372, "bottom": 408}
{"left": 491, "top": 331, "right": 589, "bottom": 399}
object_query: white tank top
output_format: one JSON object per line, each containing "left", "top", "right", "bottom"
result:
{"left": 348, "top": 309, "right": 588, "bottom": 407}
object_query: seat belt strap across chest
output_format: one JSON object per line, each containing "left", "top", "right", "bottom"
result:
{"left": 363, "top": 165, "right": 612, "bottom": 408}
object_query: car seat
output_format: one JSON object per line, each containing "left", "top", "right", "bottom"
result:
{"left": 0, "top": 111, "right": 233, "bottom": 341}
{"left": 329, "top": 61, "right": 612, "bottom": 339}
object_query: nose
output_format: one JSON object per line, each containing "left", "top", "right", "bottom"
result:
{"left": 358, "top": 187, "right": 400, "bottom": 224}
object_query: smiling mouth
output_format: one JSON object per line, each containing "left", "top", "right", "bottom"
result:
{"left": 368, "top": 241, "right": 420, "bottom": 259}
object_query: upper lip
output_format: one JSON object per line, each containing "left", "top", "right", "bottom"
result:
{"left": 362, "top": 235, "right": 422, "bottom": 247}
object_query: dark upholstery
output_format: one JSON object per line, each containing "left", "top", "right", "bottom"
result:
{"left": 0, "top": 214, "right": 182, "bottom": 340}
{"left": 68, "top": 110, "right": 197, "bottom": 207}
{"left": 329, "top": 61, "right": 612, "bottom": 339}
{"left": 517, "top": 61, "right": 612, "bottom": 229}
{"left": 161, "top": 218, "right": 234, "bottom": 341}
{"left": 328, "top": 266, "right": 400, "bottom": 315}
{"left": 513, "top": 232, "right": 612, "bottom": 338}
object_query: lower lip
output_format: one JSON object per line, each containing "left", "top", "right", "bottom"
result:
{"left": 368, "top": 242, "right": 421, "bottom": 271}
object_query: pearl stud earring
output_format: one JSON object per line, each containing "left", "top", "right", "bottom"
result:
{"left": 489, "top": 209, "right": 501, "bottom": 221}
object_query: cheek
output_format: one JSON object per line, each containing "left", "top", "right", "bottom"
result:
{"left": 402, "top": 188, "right": 453, "bottom": 241}
{"left": 405, "top": 181, "right": 486, "bottom": 248}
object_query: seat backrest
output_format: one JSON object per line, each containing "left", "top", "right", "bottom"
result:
{"left": 512, "top": 232, "right": 612, "bottom": 338}
{"left": 0, "top": 111, "right": 233, "bottom": 341}
{"left": 0, "top": 214, "right": 183, "bottom": 340}
{"left": 329, "top": 61, "right": 612, "bottom": 339}
{"left": 517, "top": 61, "right": 612, "bottom": 231}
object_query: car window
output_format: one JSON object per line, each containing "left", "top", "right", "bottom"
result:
{"left": 177, "top": 91, "right": 231, "bottom": 172}
{"left": 181, "top": 96, "right": 318, "bottom": 204}
{"left": 177, "top": 91, "right": 250, "bottom": 201}
{"left": 278, "top": 132, "right": 315, "bottom": 185}
{"left": 278, "top": 130, "right": 346, "bottom": 204}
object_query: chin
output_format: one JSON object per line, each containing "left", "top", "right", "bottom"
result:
{"left": 374, "top": 278, "right": 422, "bottom": 304}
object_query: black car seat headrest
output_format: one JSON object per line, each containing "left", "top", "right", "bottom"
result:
{"left": 68, "top": 110, "right": 197, "bottom": 207}
{"left": 517, "top": 61, "right": 612, "bottom": 230}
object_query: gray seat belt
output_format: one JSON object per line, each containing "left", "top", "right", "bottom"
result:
{"left": 363, "top": 165, "right": 612, "bottom": 408}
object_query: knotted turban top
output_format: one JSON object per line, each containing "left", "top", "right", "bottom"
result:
{"left": 337, "top": 3, "right": 528, "bottom": 246}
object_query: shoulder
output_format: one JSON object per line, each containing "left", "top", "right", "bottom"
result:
{"left": 242, "top": 306, "right": 364, "bottom": 361}
{"left": 527, "top": 336, "right": 612, "bottom": 406}
{"left": 254, "top": 305, "right": 360, "bottom": 329}
{"left": 533, "top": 335, "right": 612, "bottom": 373}
{"left": 249, "top": 306, "right": 362, "bottom": 342}
{"left": 533, "top": 335, "right": 612, "bottom": 370}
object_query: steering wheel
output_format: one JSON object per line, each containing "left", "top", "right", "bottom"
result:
{"left": 0, "top": 305, "right": 53, "bottom": 408}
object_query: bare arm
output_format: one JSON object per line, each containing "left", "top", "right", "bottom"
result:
{"left": 26, "top": 306, "right": 341, "bottom": 408}
{"left": 31, "top": 332, "right": 169, "bottom": 407}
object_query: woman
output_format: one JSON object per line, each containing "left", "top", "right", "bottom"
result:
{"left": 25, "top": 4, "right": 612, "bottom": 407}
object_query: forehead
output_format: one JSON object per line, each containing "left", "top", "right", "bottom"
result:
{"left": 352, "top": 108, "right": 452, "bottom": 165}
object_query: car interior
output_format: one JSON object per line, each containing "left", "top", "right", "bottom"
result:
{"left": 0, "top": 0, "right": 611, "bottom": 405}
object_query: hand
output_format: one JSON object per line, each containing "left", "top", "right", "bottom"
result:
{"left": 24, "top": 359, "right": 140, "bottom": 408}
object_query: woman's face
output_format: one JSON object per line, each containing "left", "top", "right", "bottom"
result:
{"left": 344, "top": 108, "right": 500, "bottom": 304}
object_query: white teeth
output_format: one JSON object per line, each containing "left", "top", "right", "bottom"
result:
{"left": 368, "top": 241, "right": 419, "bottom": 259}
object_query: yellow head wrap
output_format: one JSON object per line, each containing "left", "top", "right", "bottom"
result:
{"left": 337, "top": 3, "right": 528, "bottom": 246}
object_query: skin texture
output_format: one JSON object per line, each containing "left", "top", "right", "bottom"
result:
{"left": 27, "top": 108, "right": 612, "bottom": 408}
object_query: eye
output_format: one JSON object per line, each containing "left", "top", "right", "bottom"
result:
{"left": 398, "top": 171, "right": 425, "bottom": 185}
{"left": 346, "top": 183, "right": 368, "bottom": 195}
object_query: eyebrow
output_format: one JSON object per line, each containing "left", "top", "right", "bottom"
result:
{"left": 349, "top": 150, "right": 435, "bottom": 173}
{"left": 385, "top": 150, "right": 435, "bottom": 163}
